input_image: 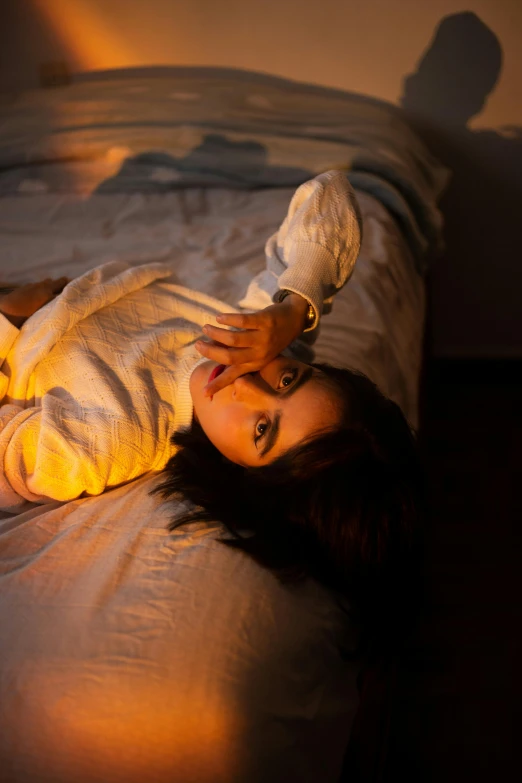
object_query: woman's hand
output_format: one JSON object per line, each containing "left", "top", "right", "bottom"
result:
{"left": 197, "top": 293, "right": 311, "bottom": 396}
{"left": 0, "top": 277, "right": 69, "bottom": 328}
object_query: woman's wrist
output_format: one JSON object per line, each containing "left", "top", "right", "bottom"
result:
{"left": 278, "top": 291, "right": 315, "bottom": 331}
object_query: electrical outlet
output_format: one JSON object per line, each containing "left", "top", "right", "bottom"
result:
{"left": 39, "top": 61, "right": 71, "bottom": 88}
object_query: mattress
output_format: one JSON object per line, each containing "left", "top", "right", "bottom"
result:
{"left": 0, "top": 68, "right": 446, "bottom": 783}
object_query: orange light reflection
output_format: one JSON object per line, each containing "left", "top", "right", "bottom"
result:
{"left": 28, "top": 674, "right": 241, "bottom": 782}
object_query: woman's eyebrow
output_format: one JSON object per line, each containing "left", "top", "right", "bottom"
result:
{"left": 259, "top": 367, "right": 314, "bottom": 458}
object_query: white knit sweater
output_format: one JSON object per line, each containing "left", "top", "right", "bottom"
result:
{"left": 0, "top": 170, "right": 361, "bottom": 510}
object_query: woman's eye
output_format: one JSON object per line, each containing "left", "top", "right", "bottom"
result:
{"left": 278, "top": 368, "right": 298, "bottom": 389}
{"left": 254, "top": 420, "right": 269, "bottom": 446}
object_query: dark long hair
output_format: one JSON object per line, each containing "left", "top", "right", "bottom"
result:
{"left": 152, "top": 364, "right": 426, "bottom": 658}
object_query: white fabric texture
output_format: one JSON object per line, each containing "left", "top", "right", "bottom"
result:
{"left": 0, "top": 171, "right": 361, "bottom": 510}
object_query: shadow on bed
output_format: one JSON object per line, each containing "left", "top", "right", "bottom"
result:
{"left": 93, "top": 134, "right": 313, "bottom": 193}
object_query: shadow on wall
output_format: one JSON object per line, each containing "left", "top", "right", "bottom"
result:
{"left": 400, "top": 12, "right": 522, "bottom": 357}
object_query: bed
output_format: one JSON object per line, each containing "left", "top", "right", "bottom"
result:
{"left": 0, "top": 67, "right": 447, "bottom": 783}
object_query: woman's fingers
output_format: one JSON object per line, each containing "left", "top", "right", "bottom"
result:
{"left": 195, "top": 339, "right": 254, "bottom": 366}
{"left": 216, "top": 312, "right": 264, "bottom": 329}
{"left": 203, "top": 365, "right": 246, "bottom": 397}
{"left": 34, "top": 277, "right": 70, "bottom": 307}
{"left": 0, "top": 276, "right": 71, "bottom": 326}
{"left": 25, "top": 277, "right": 69, "bottom": 297}
{"left": 50, "top": 276, "right": 70, "bottom": 294}
{"left": 40, "top": 277, "right": 69, "bottom": 293}
{"left": 202, "top": 323, "right": 255, "bottom": 348}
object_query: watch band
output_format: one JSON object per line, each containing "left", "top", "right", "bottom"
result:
{"left": 277, "top": 289, "right": 316, "bottom": 329}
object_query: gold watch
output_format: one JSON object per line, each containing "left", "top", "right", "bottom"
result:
{"left": 277, "top": 289, "right": 316, "bottom": 329}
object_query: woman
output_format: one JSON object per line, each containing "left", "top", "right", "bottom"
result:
{"left": 0, "top": 169, "right": 424, "bottom": 649}
{"left": 0, "top": 170, "right": 360, "bottom": 506}
{"left": 158, "top": 357, "right": 425, "bottom": 656}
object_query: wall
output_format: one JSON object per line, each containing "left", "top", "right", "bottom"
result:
{"left": 1, "top": 0, "right": 521, "bottom": 357}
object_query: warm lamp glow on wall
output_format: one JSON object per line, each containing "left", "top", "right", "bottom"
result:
{"left": 31, "top": 0, "right": 135, "bottom": 71}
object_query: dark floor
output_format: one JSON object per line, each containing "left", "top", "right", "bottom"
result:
{"left": 382, "top": 359, "right": 519, "bottom": 781}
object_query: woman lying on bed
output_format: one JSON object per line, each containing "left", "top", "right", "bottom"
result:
{"left": 0, "top": 170, "right": 424, "bottom": 650}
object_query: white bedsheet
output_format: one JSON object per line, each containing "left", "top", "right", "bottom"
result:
{"left": 0, "top": 475, "right": 358, "bottom": 783}
{"left": 0, "top": 186, "right": 424, "bottom": 782}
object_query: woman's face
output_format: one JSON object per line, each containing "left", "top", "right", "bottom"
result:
{"left": 190, "top": 357, "right": 342, "bottom": 466}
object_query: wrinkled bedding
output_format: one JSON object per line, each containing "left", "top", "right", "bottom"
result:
{"left": 0, "top": 68, "right": 446, "bottom": 783}
{"left": 0, "top": 66, "right": 448, "bottom": 267}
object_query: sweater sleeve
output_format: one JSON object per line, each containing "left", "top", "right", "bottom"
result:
{"left": 238, "top": 170, "right": 362, "bottom": 331}
{"left": 0, "top": 317, "right": 28, "bottom": 510}
{"left": 0, "top": 262, "right": 178, "bottom": 511}
{"left": 0, "top": 398, "right": 109, "bottom": 510}
{"left": 0, "top": 389, "right": 169, "bottom": 511}
{"left": 0, "top": 314, "right": 20, "bottom": 402}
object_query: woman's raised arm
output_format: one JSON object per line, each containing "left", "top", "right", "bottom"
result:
{"left": 198, "top": 170, "right": 362, "bottom": 396}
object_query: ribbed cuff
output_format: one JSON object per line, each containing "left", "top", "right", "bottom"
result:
{"left": 277, "top": 242, "right": 337, "bottom": 332}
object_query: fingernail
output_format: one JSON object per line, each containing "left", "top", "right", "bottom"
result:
{"left": 202, "top": 325, "right": 208, "bottom": 334}
{"left": 216, "top": 315, "right": 224, "bottom": 322}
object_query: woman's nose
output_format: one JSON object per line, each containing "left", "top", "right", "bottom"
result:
{"left": 232, "top": 374, "right": 267, "bottom": 404}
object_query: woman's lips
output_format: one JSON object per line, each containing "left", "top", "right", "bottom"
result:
{"left": 208, "top": 364, "right": 226, "bottom": 384}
